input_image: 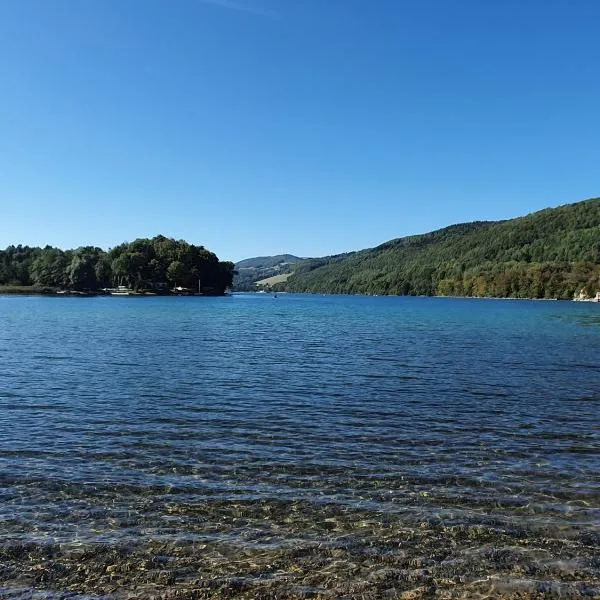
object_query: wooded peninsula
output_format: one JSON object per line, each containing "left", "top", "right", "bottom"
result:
{"left": 276, "top": 198, "right": 600, "bottom": 300}
{"left": 0, "top": 235, "right": 234, "bottom": 295}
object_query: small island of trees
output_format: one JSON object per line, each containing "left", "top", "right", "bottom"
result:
{"left": 0, "top": 235, "right": 234, "bottom": 295}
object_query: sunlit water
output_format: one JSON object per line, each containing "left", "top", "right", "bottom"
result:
{"left": 0, "top": 294, "right": 598, "bottom": 599}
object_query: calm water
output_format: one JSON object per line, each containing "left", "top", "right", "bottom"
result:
{"left": 0, "top": 294, "right": 598, "bottom": 599}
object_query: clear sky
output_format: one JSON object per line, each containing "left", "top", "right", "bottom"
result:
{"left": 1, "top": 0, "right": 598, "bottom": 262}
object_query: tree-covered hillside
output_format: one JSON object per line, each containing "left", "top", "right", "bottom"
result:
{"left": 281, "top": 198, "right": 600, "bottom": 299}
{"left": 0, "top": 236, "right": 234, "bottom": 294}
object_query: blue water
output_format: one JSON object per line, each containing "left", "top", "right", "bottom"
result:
{"left": 0, "top": 294, "right": 599, "bottom": 598}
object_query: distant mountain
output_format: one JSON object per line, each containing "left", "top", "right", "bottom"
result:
{"left": 236, "top": 254, "right": 303, "bottom": 270}
{"left": 233, "top": 254, "right": 306, "bottom": 291}
{"left": 280, "top": 198, "right": 600, "bottom": 300}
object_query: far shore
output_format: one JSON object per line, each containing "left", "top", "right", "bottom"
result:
{"left": 3, "top": 285, "right": 598, "bottom": 302}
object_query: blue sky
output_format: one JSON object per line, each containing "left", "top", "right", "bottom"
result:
{"left": 1, "top": 0, "right": 598, "bottom": 262}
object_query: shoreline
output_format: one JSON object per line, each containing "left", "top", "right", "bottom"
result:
{"left": 1, "top": 285, "right": 598, "bottom": 302}
{"left": 0, "top": 286, "right": 230, "bottom": 298}
{"left": 2, "top": 286, "right": 597, "bottom": 302}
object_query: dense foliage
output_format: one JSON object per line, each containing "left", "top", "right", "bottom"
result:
{"left": 282, "top": 198, "right": 600, "bottom": 299}
{"left": 0, "top": 236, "right": 234, "bottom": 294}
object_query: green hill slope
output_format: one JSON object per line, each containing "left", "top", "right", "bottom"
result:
{"left": 282, "top": 198, "right": 600, "bottom": 299}
{"left": 233, "top": 254, "right": 305, "bottom": 291}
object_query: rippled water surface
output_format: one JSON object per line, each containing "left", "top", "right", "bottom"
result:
{"left": 0, "top": 294, "right": 599, "bottom": 599}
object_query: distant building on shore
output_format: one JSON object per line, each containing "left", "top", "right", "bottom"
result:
{"left": 574, "top": 289, "right": 600, "bottom": 302}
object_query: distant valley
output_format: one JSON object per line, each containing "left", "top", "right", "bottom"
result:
{"left": 233, "top": 254, "right": 306, "bottom": 291}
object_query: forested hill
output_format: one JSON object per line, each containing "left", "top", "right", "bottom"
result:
{"left": 233, "top": 254, "right": 305, "bottom": 291}
{"left": 281, "top": 198, "right": 600, "bottom": 299}
{"left": 0, "top": 236, "right": 234, "bottom": 294}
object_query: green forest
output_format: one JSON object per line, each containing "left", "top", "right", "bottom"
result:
{"left": 0, "top": 235, "right": 234, "bottom": 295}
{"left": 281, "top": 198, "right": 600, "bottom": 299}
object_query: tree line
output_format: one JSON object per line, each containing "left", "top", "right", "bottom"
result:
{"left": 0, "top": 235, "right": 234, "bottom": 294}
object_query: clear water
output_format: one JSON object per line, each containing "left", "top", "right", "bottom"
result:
{"left": 0, "top": 294, "right": 598, "bottom": 599}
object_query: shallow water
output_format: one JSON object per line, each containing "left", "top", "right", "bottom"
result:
{"left": 0, "top": 294, "right": 598, "bottom": 598}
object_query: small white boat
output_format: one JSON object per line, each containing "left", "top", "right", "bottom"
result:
{"left": 110, "top": 285, "right": 131, "bottom": 296}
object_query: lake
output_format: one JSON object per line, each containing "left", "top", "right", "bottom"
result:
{"left": 0, "top": 294, "right": 598, "bottom": 599}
